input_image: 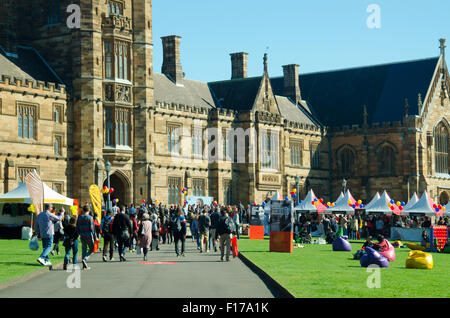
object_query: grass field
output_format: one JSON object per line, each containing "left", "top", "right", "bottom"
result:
{"left": 238, "top": 238, "right": 450, "bottom": 298}
{"left": 0, "top": 239, "right": 66, "bottom": 285}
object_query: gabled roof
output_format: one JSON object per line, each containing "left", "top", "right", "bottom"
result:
{"left": 208, "top": 76, "right": 262, "bottom": 111}
{"left": 154, "top": 73, "right": 217, "bottom": 109}
{"left": 270, "top": 57, "right": 440, "bottom": 127}
{"left": 275, "top": 95, "right": 319, "bottom": 126}
{"left": 0, "top": 46, "right": 64, "bottom": 85}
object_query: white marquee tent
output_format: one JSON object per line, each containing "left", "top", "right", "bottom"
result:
{"left": 0, "top": 182, "right": 73, "bottom": 206}
{"left": 327, "top": 190, "right": 357, "bottom": 214}
{"left": 364, "top": 192, "right": 380, "bottom": 210}
{"left": 365, "top": 190, "right": 398, "bottom": 215}
{"left": 403, "top": 191, "right": 438, "bottom": 216}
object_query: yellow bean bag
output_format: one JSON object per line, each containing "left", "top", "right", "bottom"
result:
{"left": 405, "top": 250, "right": 433, "bottom": 270}
{"left": 404, "top": 242, "right": 426, "bottom": 251}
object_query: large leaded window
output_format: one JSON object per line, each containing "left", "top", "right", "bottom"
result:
{"left": 168, "top": 177, "right": 181, "bottom": 205}
{"left": 339, "top": 148, "right": 355, "bottom": 176}
{"left": 378, "top": 146, "right": 396, "bottom": 175}
{"left": 17, "top": 167, "right": 35, "bottom": 185}
{"left": 290, "top": 140, "right": 302, "bottom": 166}
{"left": 167, "top": 124, "right": 181, "bottom": 154}
{"left": 310, "top": 143, "right": 320, "bottom": 169}
{"left": 105, "top": 107, "right": 130, "bottom": 147}
{"left": 223, "top": 179, "right": 232, "bottom": 206}
{"left": 192, "top": 179, "right": 205, "bottom": 197}
{"left": 435, "top": 122, "right": 449, "bottom": 174}
{"left": 104, "top": 39, "right": 130, "bottom": 80}
{"left": 261, "top": 130, "right": 278, "bottom": 170}
{"left": 192, "top": 127, "right": 203, "bottom": 156}
{"left": 18, "top": 104, "right": 36, "bottom": 140}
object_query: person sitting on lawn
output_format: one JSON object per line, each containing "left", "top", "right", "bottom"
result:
{"left": 325, "top": 228, "right": 336, "bottom": 244}
{"left": 373, "top": 235, "right": 389, "bottom": 252}
{"left": 353, "top": 236, "right": 374, "bottom": 260}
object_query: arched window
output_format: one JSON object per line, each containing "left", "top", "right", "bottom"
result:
{"left": 339, "top": 148, "right": 355, "bottom": 176}
{"left": 434, "top": 122, "right": 449, "bottom": 174}
{"left": 378, "top": 146, "right": 396, "bottom": 175}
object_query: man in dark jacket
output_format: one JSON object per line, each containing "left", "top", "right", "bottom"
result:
{"left": 217, "top": 210, "right": 235, "bottom": 262}
{"left": 112, "top": 207, "right": 132, "bottom": 261}
{"left": 210, "top": 208, "right": 221, "bottom": 252}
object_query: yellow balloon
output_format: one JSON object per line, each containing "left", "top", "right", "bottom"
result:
{"left": 358, "top": 200, "right": 362, "bottom": 205}
{"left": 396, "top": 201, "right": 401, "bottom": 206}
{"left": 293, "top": 189, "right": 296, "bottom": 193}
{"left": 348, "top": 200, "right": 352, "bottom": 204}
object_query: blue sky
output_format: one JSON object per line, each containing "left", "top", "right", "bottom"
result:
{"left": 152, "top": 0, "right": 450, "bottom": 82}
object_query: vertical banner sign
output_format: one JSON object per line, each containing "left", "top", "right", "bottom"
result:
{"left": 89, "top": 184, "right": 102, "bottom": 224}
{"left": 25, "top": 170, "right": 44, "bottom": 230}
{"left": 249, "top": 205, "right": 265, "bottom": 240}
{"left": 270, "top": 200, "right": 293, "bottom": 253}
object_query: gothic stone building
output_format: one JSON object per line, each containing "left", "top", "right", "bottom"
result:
{"left": 0, "top": 0, "right": 449, "bottom": 207}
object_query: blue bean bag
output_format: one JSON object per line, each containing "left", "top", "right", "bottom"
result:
{"left": 332, "top": 236, "right": 352, "bottom": 251}
{"left": 360, "top": 247, "right": 389, "bottom": 268}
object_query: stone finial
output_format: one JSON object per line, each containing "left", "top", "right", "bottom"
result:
{"left": 263, "top": 53, "right": 268, "bottom": 74}
{"left": 418, "top": 93, "right": 423, "bottom": 113}
{"left": 405, "top": 98, "right": 409, "bottom": 116}
{"left": 440, "top": 38, "right": 446, "bottom": 57}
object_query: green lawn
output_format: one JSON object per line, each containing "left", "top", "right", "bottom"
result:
{"left": 0, "top": 239, "right": 67, "bottom": 285}
{"left": 239, "top": 238, "right": 450, "bottom": 298}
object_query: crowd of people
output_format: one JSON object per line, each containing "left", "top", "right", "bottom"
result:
{"left": 293, "top": 212, "right": 450, "bottom": 243}
{"left": 32, "top": 200, "right": 245, "bottom": 270}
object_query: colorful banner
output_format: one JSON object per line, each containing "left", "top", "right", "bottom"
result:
{"left": 25, "top": 170, "right": 44, "bottom": 215}
{"left": 89, "top": 184, "right": 102, "bottom": 223}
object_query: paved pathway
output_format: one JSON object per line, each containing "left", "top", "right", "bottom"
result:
{"left": 0, "top": 239, "right": 276, "bottom": 298}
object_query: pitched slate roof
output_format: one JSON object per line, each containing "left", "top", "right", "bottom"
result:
{"left": 275, "top": 95, "right": 319, "bottom": 126}
{"left": 154, "top": 73, "right": 216, "bottom": 109}
{"left": 0, "top": 46, "right": 63, "bottom": 85}
{"left": 270, "top": 57, "right": 440, "bottom": 127}
{"left": 208, "top": 76, "right": 262, "bottom": 111}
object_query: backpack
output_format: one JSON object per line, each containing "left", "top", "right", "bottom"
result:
{"left": 102, "top": 217, "right": 113, "bottom": 234}
{"left": 171, "top": 216, "right": 182, "bottom": 232}
{"left": 224, "top": 217, "right": 235, "bottom": 234}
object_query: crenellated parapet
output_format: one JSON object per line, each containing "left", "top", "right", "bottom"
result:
{"left": 0, "top": 75, "right": 66, "bottom": 98}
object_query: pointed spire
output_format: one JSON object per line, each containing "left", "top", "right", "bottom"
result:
{"left": 405, "top": 98, "right": 409, "bottom": 116}
{"left": 263, "top": 53, "right": 268, "bottom": 74}
{"left": 440, "top": 38, "right": 446, "bottom": 57}
{"left": 418, "top": 93, "right": 423, "bottom": 113}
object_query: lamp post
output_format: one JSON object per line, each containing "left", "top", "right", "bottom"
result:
{"left": 342, "top": 178, "right": 347, "bottom": 194}
{"left": 295, "top": 175, "right": 300, "bottom": 206}
{"left": 105, "top": 161, "right": 112, "bottom": 211}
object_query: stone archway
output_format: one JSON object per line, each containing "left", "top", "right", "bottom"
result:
{"left": 439, "top": 191, "right": 449, "bottom": 205}
{"left": 103, "top": 171, "right": 131, "bottom": 207}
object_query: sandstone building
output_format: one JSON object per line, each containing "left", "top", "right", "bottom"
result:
{"left": 0, "top": 0, "right": 449, "bottom": 208}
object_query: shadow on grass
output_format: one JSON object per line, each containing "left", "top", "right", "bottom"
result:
{"left": 0, "top": 262, "right": 42, "bottom": 267}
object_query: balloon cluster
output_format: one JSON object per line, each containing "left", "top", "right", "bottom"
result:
{"left": 102, "top": 186, "right": 114, "bottom": 194}
{"left": 432, "top": 204, "right": 444, "bottom": 212}
{"left": 325, "top": 201, "right": 336, "bottom": 208}
{"left": 154, "top": 199, "right": 159, "bottom": 205}
{"left": 262, "top": 201, "right": 266, "bottom": 206}
{"left": 348, "top": 199, "right": 366, "bottom": 209}
{"left": 290, "top": 188, "right": 297, "bottom": 198}
{"left": 28, "top": 204, "right": 35, "bottom": 213}
{"left": 70, "top": 205, "right": 78, "bottom": 215}
{"left": 251, "top": 202, "right": 257, "bottom": 206}
{"left": 181, "top": 187, "right": 188, "bottom": 195}
{"left": 184, "top": 200, "right": 189, "bottom": 205}
{"left": 311, "top": 198, "right": 324, "bottom": 206}
{"left": 112, "top": 199, "right": 119, "bottom": 205}
{"left": 213, "top": 201, "right": 218, "bottom": 207}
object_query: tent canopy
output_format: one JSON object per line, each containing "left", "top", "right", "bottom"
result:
{"left": 403, "top": 191, "right": 439, "bottom": 216}
{"left": 295, "top": 189, "right": 327, "bottom": 214}
{"left": 365, "top": 190, "right": 399, "bottom": 215}
{"left": 402, "top": 192, "right": 419, "bottom": 213}
{"left": 364, "top": 192, "right": 380, "bottom": 210}
{"left": 327, "top": 190, "right": 356, "bottom": 214}
{"left": 0, "top": 182, "right": 73, "bottom": 206}
{"left": 334, "top": 192, "right": 344, "bottom": 205}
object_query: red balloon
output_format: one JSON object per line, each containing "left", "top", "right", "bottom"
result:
{"left": 399, "top": 206, "right": 403, "bottom": 211}
{"left": 109, "top": 188, "right": 114, "bottom": 193}
{"left": 438, "top": 205, "right": 442, "bottom": 209}
{"left": 390, "top": 206, "right": 395, "bottom": 210}
{"left": 349, "top": 203, "right": 352, "bottom": 207}
{"left": 311, "top": 201, "right": 315, "bottom": 205}
{"left": 320, "top": 198, "right": 324, "bottom": 203}
{"left": 433, "top": 204, "right": 437, "bottom": 209}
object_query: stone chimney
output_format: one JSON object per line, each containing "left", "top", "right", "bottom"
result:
{"left": 161, "top": 35, "right": 183, "bottom": 84}
{"left": 230, "top": 52, "right": 248, "bottom": 79}
{"left": 282, "top": 64, "right": 301, "bottom": 104}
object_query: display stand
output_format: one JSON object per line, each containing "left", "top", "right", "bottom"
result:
{"left": 249, "top": 205, "right": 265, "bottom": 240}
{"left": 269, "top": 200, "right": 293, "bottom": 253}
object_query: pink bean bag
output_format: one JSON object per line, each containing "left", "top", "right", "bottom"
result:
{"left": 379, "top": 241, "right": 396, "bottom": 262}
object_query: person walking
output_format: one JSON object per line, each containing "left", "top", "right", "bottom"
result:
{"left": 172, "top": 207, "right": 187, "bottom": 257}
{"left": 63, "top": 216, "right": 79, "bottom": 270}
{"left": 150, "top": 212, "right": 161, "bottom": 251}
{"left": 138, "top": 213, "right": 152, "bottom": 261}
{"left": 210, "top": 207, "right": 220, "bottom": 252}
{"left": 51, "top": 209, "right": 65, "bottom": 256}
{"left": 101, "top": 210, "right": 115, "bottom": 262}
{"left": 198, "top": 209, "right": 211, "bottom": 253}
{"left": 217, "top": 209, "right": 235, "bottom": 262}
{"left": 232, "top": 208, "right": 240, "bottom": 240}
{"left": 112, "top": 206, "right": 132, "bottom": 262}
{"left": 76, "top": 205, "right": 96, "bottom": 270}
{"left": 112, "top": 202, "right": 120, "bottom": 216}
{"left": 34, "top": 204, "right": 64, "bottom": 266}
{"left": 129, "top": 213, "right": 138, "bottom": 252}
